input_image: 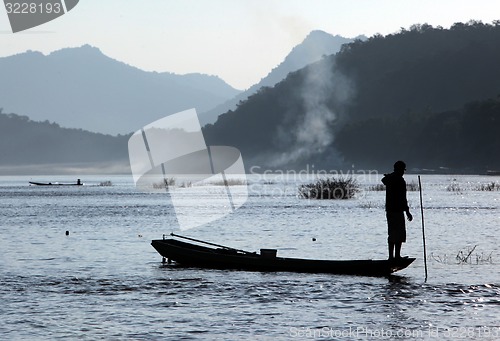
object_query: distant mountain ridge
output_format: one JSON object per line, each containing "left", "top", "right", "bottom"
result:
{"left": 200, "top": 31, "right": 363, "bottom": 125}
{"left": 0, "top": 45, "right": 241, "bottom": 135}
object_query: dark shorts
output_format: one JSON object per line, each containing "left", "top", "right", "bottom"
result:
{"left": 386, "top": 211, "right": 406, "bottom": 243}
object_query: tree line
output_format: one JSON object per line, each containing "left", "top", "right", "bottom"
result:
{"left": 0, "top": 110, "right": 129, "bottom": 165}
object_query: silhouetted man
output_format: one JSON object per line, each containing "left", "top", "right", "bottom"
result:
{"left": 381, "top": 161, "right": 413, "bottom": 260}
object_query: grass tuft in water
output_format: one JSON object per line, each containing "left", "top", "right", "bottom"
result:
{"left": 298, "top": 176, "right": 360, "bottom": 199}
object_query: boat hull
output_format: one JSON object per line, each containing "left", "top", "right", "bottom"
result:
{"left": 29, "top": 181, "right": 83, "bottom": 186}
{"left": 151, "top": 239, "right": 415, "bottom": 277}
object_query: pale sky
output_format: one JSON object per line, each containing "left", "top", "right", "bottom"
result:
{"left": 1, "top": 0, "right": 499, "bottom": 90}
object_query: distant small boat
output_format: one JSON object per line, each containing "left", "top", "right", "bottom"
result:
{"left": 29, "top": 179, "right": 83, "bottom": 186}
{"left": 151, "top": 234, "right": 415, "bottom": 277}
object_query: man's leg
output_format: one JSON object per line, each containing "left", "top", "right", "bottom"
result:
{"left": 395, "top": 242, "right": 402, "bottom": 259}
{"left": 388, "top": 242, "right": 394, "bottom": 260}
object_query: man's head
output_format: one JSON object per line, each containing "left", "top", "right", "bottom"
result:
{"left": 394, "top": 160, "right": 406, "bottom": 175}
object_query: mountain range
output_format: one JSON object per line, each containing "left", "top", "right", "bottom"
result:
{"left": 0, "top": 30, "right": 357, "bottom": 173}
{"left": 2, "top": 22, "right": 499, "bottom": 174}
{"left": 0, "top": 45, "right": 240, "bottom": 135}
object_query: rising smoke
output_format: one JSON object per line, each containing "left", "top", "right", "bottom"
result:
{"left": 271, "top": 58, "right": 354, "bottom": 168}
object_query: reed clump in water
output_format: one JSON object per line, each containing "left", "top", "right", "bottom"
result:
{"left": 299, "top": 176, "right": 360, "bottom": 199}
{"left": 456, "top": 245, "right": 493, "bottom": 264}
{"left": 475, "top": 181, "right": 500, "bottom": 191}
{"left": 431, "top": 246, "right": 493, "bottom": 265}
{"left": 152, "top": 177, "right": 176, "bottom": 189}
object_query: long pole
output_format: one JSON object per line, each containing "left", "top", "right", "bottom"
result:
{"left": 170, "top": 232, "right": 256, "bottom": 255}
{"left": 418, "top": 175, "right": 428, "bottom": 282}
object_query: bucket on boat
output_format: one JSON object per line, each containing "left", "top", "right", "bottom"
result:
{"left": 260, "top": 249, "right": 277, "bottom": 258}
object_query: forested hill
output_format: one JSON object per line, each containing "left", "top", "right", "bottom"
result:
{"left": 203, "top": 21, "right": 500, "bottom": 172}
{"left": 0, "top": 111, "right": 129, "bottom": 174}
{"left": 334, "top": 21, "right": 500, "bottom": 121}
{"left": 336, "top": 96, "right": 500, "bottom": 172}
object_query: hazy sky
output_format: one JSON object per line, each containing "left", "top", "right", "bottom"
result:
{"left": 1, "top": 0, "right": 499, "bottom": 90}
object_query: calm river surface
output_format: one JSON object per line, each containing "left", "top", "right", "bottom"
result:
{"left": 1, "top": 174, "right": 499, "bottom": 340}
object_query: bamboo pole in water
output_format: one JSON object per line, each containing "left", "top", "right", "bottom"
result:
{"left": 418, "top": 176, "right": 428, "bottom": 282}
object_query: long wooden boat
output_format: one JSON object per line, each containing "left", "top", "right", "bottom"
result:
{"left": 151, "top": 237, "right": 415, "bottom": 277}
{"left": 29, "top": 179, "right": 83, "bottom": 186}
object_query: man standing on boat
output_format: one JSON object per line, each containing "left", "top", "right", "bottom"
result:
{"left": 381, "top": 161, "right": 413, "bottom": 260}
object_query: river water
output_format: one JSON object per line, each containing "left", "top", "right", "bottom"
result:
{"left": 0, "top": 174, "right": 499, "bottom": 340}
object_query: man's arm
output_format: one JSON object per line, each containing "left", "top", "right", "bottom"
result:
{"left": 406, "top": 209, "right": 413, "bottom": 221}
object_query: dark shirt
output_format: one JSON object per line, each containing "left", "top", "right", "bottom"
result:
{"left": 381, "top": 172, "right": 409, "bottom": 212}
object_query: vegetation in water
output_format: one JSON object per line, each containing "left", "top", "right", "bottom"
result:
{"left": 475, "top": 181, "right": 500, "bottom": 191}
{"left": 430, "top": 245, "right": 493, "bottom": 265}
{"left": 152, "top": 178, "right": 176, "bottom": 189}
{"left": 298, "top": 176, "right": 359, "bottom": 199}
{"left": 208, "top": 179, "right": 247, "bottom": 186}
{"left": 447, "top": 180, "right": 500, "bottom": 192}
